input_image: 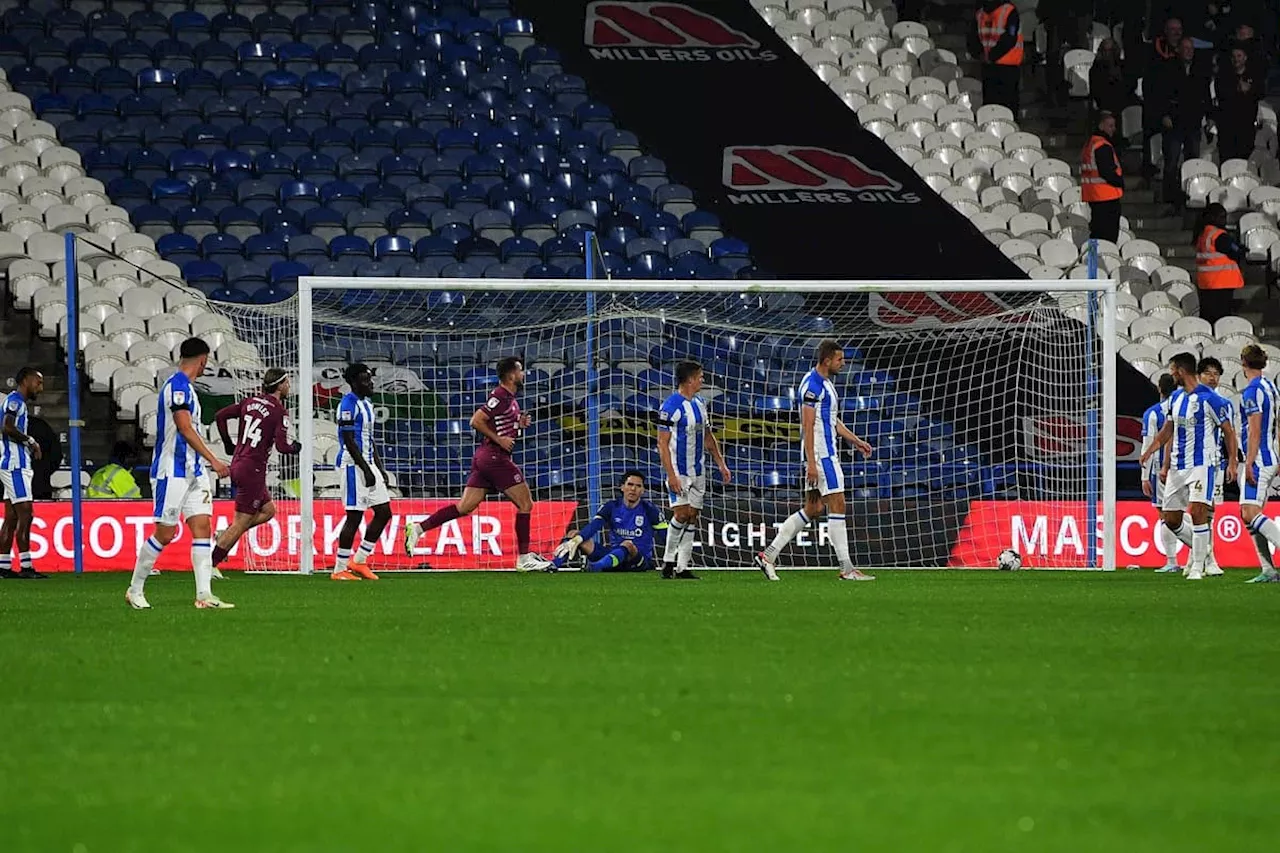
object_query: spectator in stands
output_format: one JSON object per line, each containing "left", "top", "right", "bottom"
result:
{"left": 1041, "top": 0, "right": 1092, "bottom": 106}
{"left": 1089, "top": 39, "right": 1134, "bottom": 124}
{"left": 87, "top": 441, "right": 142, "bottom": 499}
{"left": 969, "top": 0, "right": 1023, "bottom": 112}
{"left": 1151, "top": 37, "right": 1212, "bottom": 207}
{"left": 1081, "top": 112, "right": 1126, "bottom": 242}
{"left": 1142, "top": 16, "right": 1184, "bottom": 177}
{"left": 1194, "top": 202, "right": 1246, "bottom": 325}
{"left": 1223, "top": 22, "right": 1269, "bottom": 84}
{"left": 1215, "top": 44, "right": 1264, "bottom": 161}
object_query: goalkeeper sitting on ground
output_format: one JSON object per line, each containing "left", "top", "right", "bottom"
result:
{"left": 552, "top": 470, "right": 667, "bottom": 572}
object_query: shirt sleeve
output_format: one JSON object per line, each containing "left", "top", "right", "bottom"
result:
{"left": 657, "top": 398, "right": 681, "bottom": 432}
{"left": 2, "top": 395, "right": 20, "bottom": 419}
{"left": 272, "top": 408, "right": 296, "bottom": 454}
{"left": 480, "top": 391, "right": 512, "bottom": 424}
{"left": 167, "top": 375, "right": 194, "bottom": 413}
{"left": 336, "top": 396, "right": 357, "bottom": 433}
{"left": 1208, "top": 394, "right": 1231, "bottom": 425}
{"left": 579, "top": 501, "right": 612, "bottom": 543}
{"left": 214, "top": 400, "right": 242, "bottom": 442}
{"left": 645, "top": 502, "right": 666, "bottom": 531}
{"left": 1241, "top": 389, "right": 1261, "bottom": 417}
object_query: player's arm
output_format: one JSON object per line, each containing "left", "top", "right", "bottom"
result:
{"left": 2, "top": 408, "right": 40, "bottom": 460}
{"left": 555, "top": 503, "right": 609, "bottom": 559}
{"left": 800, "top": 404, "right": 818, "bottom": 485}
{"left": 656, "top": 428, "right": 682, "bottom": 497}
{"left": 340, "top": 429, "right": 375, "bottom": 484}
{"left": 470, "top": 406, "right": 514, "bottom": 451}
{"left": 371, "top": 444, "right": 389, "bottom": 479}
{"left": 1245, "top": 411, "right": 1262, "bottom": 483}
{"left": 214, "top": 400, "right": 242, "bottom": 456}
{"left": 646, "top": 503, "right": 667, "bottom": 555}
{"left": 836, "top": 421, "right": 873, "bottom": 458}
{"left": 272, "top": 416, "right": 302, "bottom": 455}
{"left": 1139, "top": 420, "right": 1173, "bottom": 464}
{"left": 172, "top": 409, "right": 228, "bottom": 477}
{"left": 704, "top": 425, "right": 731, "bottom": 483}
{"left": 1221, "top": 414, "right": 1239, "bottom": 481}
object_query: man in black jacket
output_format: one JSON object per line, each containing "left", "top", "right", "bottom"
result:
{"left": 1150, "top": 37, "right": 1211, "bottom": 206}
{"left": 1142, "top": 16, "right": 1183, "bottom": 177}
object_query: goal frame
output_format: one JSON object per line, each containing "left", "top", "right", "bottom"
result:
{"left": 295, "top": 277, "right": 1118, "bottom": 574}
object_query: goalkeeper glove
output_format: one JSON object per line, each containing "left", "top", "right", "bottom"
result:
{"left": 554, "top": 535, "right": 584, "bottom": 560}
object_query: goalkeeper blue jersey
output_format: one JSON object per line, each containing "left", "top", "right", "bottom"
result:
{"left": 583, "top": 498, "right": 666, "bottom": 559}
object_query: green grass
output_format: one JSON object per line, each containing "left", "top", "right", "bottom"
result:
{"left": 1, "top": 570, "right": 1277, "bottom": 852}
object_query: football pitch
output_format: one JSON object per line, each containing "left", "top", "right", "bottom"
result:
{"left": 2, "top": 570, "right": 1276, "bottom": 852}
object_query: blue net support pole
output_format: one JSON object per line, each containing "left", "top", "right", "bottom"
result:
{"left": 1086, "top": 239, "right": 1100, "bottom": 568}
{"left": 64, "top": 232, "right": 85, "bottom": 575}
{"left": 583, "top": 233, "right": 603, "bottom": 515}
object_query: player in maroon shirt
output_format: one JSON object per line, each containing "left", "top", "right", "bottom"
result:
{"left": 210, "top": 368, "right": 301, "bottom": 568}
{"left": 404, "top": 356, "right": 551, "bottom": 570}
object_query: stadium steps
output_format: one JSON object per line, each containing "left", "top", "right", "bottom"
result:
{"left": 0, "top": 315, "right": 118, "bottom": 467}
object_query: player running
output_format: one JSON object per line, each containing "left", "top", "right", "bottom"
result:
{"left": 404, "top": 356, "right": 552, "bottom": 571}
{"left": 1234, "top": 344, "right": 1280, "bottom": 583}
{"left": 1196, "top": 357, "right": 1230, "bottom": 576}
{"left": 550, "top": 470, "right": 667, "bottom": 572}
{"left": 1, "top": 367, "right": 46, "bottom": 579}
{"left": 211, "top": 368, "right": 301, "bottom": 570}
{"left": 332, "top": 363, "right": 392, "bottom": 580}
{"left": 1140, "top": 351, "right": 1237, "bottom": 581}
{"left": 656, "top": 359, "right": 731, "bottom": 580}
{"left": 754, "top": 340, "right": 875, "bottom": 582}
{"left": 1141, "top": 374, "right": 1183, "bottom": 573}
{"left": 126, "top": 338, "right": 232, "bottom": 609}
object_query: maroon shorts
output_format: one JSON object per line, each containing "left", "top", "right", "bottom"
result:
{"left": 466, "top": 445, "right": 525, "bottom": 493}
{"left": 231, "top": 459, "right": 271, "bottom": 516}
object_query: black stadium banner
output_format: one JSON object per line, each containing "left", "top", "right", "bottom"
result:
{"left": 516, "top": 0, "right": 1158, "bottom": 494}
{"left": 513, "top": 0, "right": 1026, "bottom": 281}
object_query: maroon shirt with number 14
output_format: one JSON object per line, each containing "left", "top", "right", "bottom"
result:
{"left": 215, "top": 394, "right": 296, "bottom": 465}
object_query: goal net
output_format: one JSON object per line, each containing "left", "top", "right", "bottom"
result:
{"left": 205, "top": 279, "right": 1117, "bottom": 573}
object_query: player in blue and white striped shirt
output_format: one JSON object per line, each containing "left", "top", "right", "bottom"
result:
{"left": 656, "top": 360, "right": 731, "bottom": 580}
{"left": 1196, "top": 357, "right": 1232, "bottom": 576}
{"left": 333, "top": 363, "right": 393, "bottom": 580}
{"left": 1234, "top": 344, "right": 1280, "bottom": 583}
{"left": 1141, "top": 352, "right": 1237, "bottom": 580}
{"left": 1, "top": 367, "right": 45, "bottom": 579}
{"left": 1140, "top": 373, "right": 1181, "bottom": 573}
{"left": 126, "top": 338, "right": 232, "bottom": 610}
{"left": 755, "top": 340, "right": 874, "bottom": 582}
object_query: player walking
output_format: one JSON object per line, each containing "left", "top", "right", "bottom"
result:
{"left": 656, "top": 360, "right": 731, "bottom": 580}
{"left": 551, "top": 470, "right": 667, "bottom": 572}
{"left": 404, "top": 356, "right": 551, "bottom": 571}
{"left": 126, "top": 338, "right": 232, "bottom": 609}
{"left": 1234, "top": 345, "right": 1280, "bottom": 583}
{"left": 1141, "top": 374, "right": 1183, "bottom": 573}
{"left": 1140, "top": 352, "right": 1237, "bottom": 581}
{"left": 1, "top": 367, "right": 46, "bottom": 579}
{"left": 211, "top": 368, "right": 301, "bottom": 569}
{"left": 332, "top": 363, "right": 391, "bottom": 580}
{"left": 1196, "top": 357, "right": 1230, "bottom": 576}
{"left": 754, "top": 340, "right": 875, "bottom": 581}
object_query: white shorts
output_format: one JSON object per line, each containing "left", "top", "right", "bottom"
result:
{"left": 0, "top": 469, "right": 33, "bottom": 504}
{"left": 342, "top": 466, "right": 390, "bottom": 511}
{"left": 152, "top": 474, "right": 213, "bottom": 525}
{"left": 1162, "top": 465, "right": 1217, "bottom": 512}
{"left": 806, "top": 456, "right": 844, "bottom": 497}
{"left": 669, "top": 473, "right": 706, "bottom": 510}
{"left": 1240, "top": 463, "right": 1278, "bottom": 507}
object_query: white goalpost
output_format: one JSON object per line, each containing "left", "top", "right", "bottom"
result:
{"left": 213, "top": 277, "right": 1113, "bottom": 575}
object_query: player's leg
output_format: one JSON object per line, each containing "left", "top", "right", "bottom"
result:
{"left": 333, "top": 467, "right": 367, "bottom": 579}
{"left": 1239, "top": 465, "right": 1280, "bottom": 582}
{"left": 502, "top": 481, "right": 551, "bottom": 570}
{"left": 213, "top": 461, "right": 275, "bottom": 566}
{"left": 1151, "top": 475, "right": 1181, "bottom": 572}
{"left": 588, "top": 539, "right": 636, "bottom": 572}
{"left": 757, "top": 474, "right": 829, "bottom": 579}
{"left": 182, "top": 475, "right": 229, "bottom": 607}
{"left": 126, "top": 477, "right": 190, "bottom": 608}
{"left": 0, "top": 492, "right": 16, "bottom": 578}
{"left": 212, "top": 505, "right": 273, "bottom": 567}
{"left": 348, "top": 500, "right": 390, "bottom": 580}
{"left": 550, "top": 531, "right": 594, "bottom": 571}
{"left": 1159, "top": 468, "right": 1196, "bottom": 571}
{"left": 661, "top": 475, "right": 702, "bottom": 579}
{"left": 406, "top": 481, "right": 489, "bottom": 554}
{"left": 1204, "top": 471, "right": 1225, "bottom": 576}
{"left": 3, "top": 471, "right": 43, "bottom": 578}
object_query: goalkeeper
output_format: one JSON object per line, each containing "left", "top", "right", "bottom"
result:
{"left": 552, "top": 470, "right": 667, "bottom": 572}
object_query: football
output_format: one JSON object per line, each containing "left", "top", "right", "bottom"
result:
{"left": 997, "top": 549, "right": 1023, "bottom": 571}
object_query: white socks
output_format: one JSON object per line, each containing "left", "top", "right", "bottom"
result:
{"left": 333, "top": 546, "right": 352, "bottom": 576}
{"left": 352, "top": 540, "right": 375, "bottom": 565}
{"left": 129, "top": 536, "right": 165, "bottom": 594}
{"left": 192, "top": 538, "right": 213, "bottom": 597}
{"left": 829, "top": 514, "right": 853, "bottom": 571}
{"left": 764, "top": 510, "right": 809, "bottom": 562}
{"left": 677, "top": 533, "right": 694, "bottom": 571}
{"left": 1191, "top": 523, "right": 1211, "bottom": 571}
{"left": 1167, "top": 514, "right": 1194, "bottom": 548}
{"left": 1249, "top": 515, "right": 1280, "bottom": 574}
{"left": 1159, "top": 523, "right": 1180, "bottom": 568}
{"left": 662, "top": 519, "right": 689, "bottom": 567}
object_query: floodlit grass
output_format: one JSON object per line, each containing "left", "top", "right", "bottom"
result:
{"left": 1, "top": 570, "right": 1277, "bottom": 852}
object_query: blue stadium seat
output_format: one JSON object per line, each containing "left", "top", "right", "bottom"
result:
{"left": 154, "top": 39, "right": 195, "bottom": 73}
